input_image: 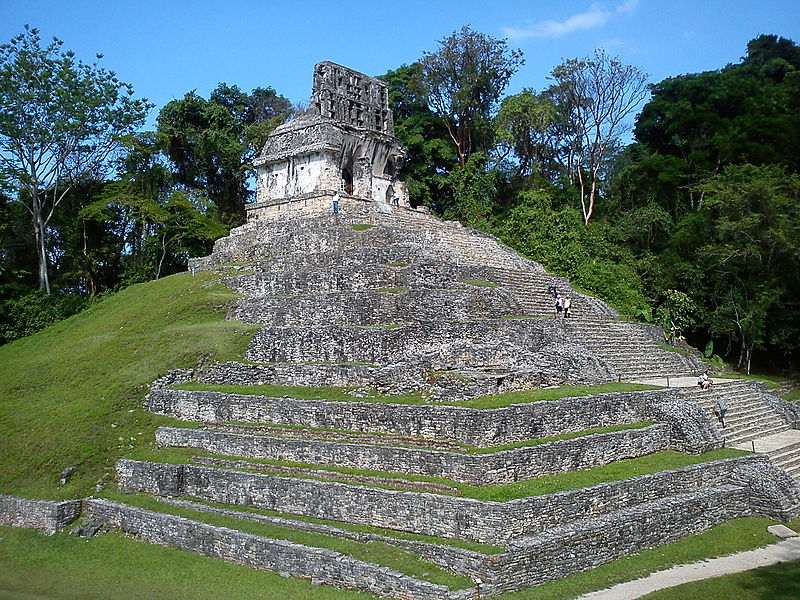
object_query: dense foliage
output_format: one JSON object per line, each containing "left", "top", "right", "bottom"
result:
{"left": 1, "top": 26, "right": 798, "bottom": 372}
{"left": 383, "top": 32, "right": 800, "bottom": 372}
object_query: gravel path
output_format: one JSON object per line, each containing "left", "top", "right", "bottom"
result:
{"left": 577, "top": 537, "right": 800, "bottom": 600}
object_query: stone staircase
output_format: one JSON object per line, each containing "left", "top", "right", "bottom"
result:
{"left": 567, "top": 319, "right": 703, "bottom": 380}
{"left": 684, "top": 381, "right": 792, "bottom": 446}
{"left": 769, "top": 439, "right": 800, "bottom": 482}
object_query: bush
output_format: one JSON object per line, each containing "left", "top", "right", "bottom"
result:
{"left": 0, "top": 290, "right": 89, "bottom": 344}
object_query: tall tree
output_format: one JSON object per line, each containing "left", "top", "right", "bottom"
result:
{"left": 692, "top": 164, "right": 800, "bottom": 373}
{"left": 379, "top": 63, "right": 455, "bottom": 209}
{"left": 0, "top": 26, "right": 150, "bottom": 293}
{"left": 551, "top": 49, "right": 648, "bottom": 225}
{"left": 494, "top": 89, "right": 557, "bottom": 180}
{"left": 157, "top": 84, "right": 292, "bottom": 222}
{"left": 420, "top": 26, "right": 523, "bottom": 168}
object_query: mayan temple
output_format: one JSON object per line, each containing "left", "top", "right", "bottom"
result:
{"left": 6, "top": 62, "right": 800, "bottom": 599}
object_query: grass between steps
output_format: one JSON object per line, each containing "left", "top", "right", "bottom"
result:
{"left": 96, "top": 490, "right": 474, "bottom": 590}
{"left": 132, "top": 446, "right": 747, "bottom": 502}
{"left": 0, "top": 271, "right": 257, "bottom": 500}
{"left": 173, "top": 381, "right": 661, "bottom": 408}
{"left": 161, "top": 420, "right": 654, "bottom": 454}
{"left": 154, "top": 495, "right": 504, "bottom": 554}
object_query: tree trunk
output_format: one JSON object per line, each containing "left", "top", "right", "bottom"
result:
{"left": 32, "top": 203, "right": 51, "bottom": 294}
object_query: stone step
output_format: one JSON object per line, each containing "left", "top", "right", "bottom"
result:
{"left": 146, "top": 386, "right": 670, "bottom": 449}
{"left": 117, "top": 455, "right": 790, "bottom": 546}
{"left": 506, "top": 485, "right": 750, "bottom": 590}
{"left": 229, "top": 288, "right": 522, "bottom": 326}
{"left": 197, "top": 422, "right": 465, "bottom": 451}
{"left": 725, "top": 423, "right": 792, "bottom": 446}
{"left": 154, "top": 423, "right": 670, "bottom": 486}
{"left": 771, "top": 451, "right": 800, "bottom": 474}
{"left": 720, "top": 412, "right": 785, "bottom": 431}
{"left": 768, "top": 440, "right": 800, "bottom": 462}
{"left": 85, "top": 497, "right": 463, "bottom": 600}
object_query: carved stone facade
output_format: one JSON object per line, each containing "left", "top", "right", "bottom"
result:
{"left": 249, "top": 62, "right": 408, "bottom": 221}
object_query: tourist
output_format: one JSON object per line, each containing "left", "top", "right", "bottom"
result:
{"left": 563, "top": 296, "right": 572, "bottom": 318}
{"left": 391, "top": 195, "right": 400, "bottom": 207}
{"left": 547, "top": 278, "right": 557, "bottom": 298}
{"left": 715, "top": 396, "right": 727, "bottom": 427}
{"left": 332, "top": 192, "right": 340, "bottom": 215}
{"left": 697, "top": 371, "right": 713, "bottom": 390}
{"left": 555, "top": 294, "right": 563, "bottom": 317}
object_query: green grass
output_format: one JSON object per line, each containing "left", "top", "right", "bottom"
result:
{"left": 97, "top": 491, "right": 473, "bottom": 590}
{"left": 639, "top": 559, "right": 800, "bottom": 600}
{"left": 0, "top": 525, "right": 378, "bottom": 599}
{"left": 460, "top": 382, "right": 660, "bottom": 409}
{"left": 490, "top": 516, "right": 800, "bottom": 599}
{"left": 783, "top": 389, "right": 800, "bottom": 401}
{"left": 459, "top": 278, "right": 499, "bottom": 287}
{"left": 659, "top": 342, "right": 693, "bottom": 357}
{"left": 0, "top": 272, "right": 257, "bottom": 500}
{"left": 173, "top": 381, "right": 661, "bottom": 410}
{"left": 350, "top": 224, "right": 374, "bottom": 231}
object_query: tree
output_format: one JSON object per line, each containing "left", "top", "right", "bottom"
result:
{"left": 634, "top": 36, "right": 800, "bottom": 215}
{"left": 379, "top": 63, "right": 455, "bottom": 209}
{"left": 550, "top": 50, "right": 648, "bottom": 225}
{"left": 693, "top": 164, "right": 800, "bottom": 373}
{"left": 420, "top": 26, "right": 523, "bottom": 168}
{"left": 494, "top": 89, "right": 557, "bottom": 180}
{"left": 0, "top": 26, "right": 150, "bottom": 293}
{"left": 157, "top": 83, "right": 292, "bottom": 222}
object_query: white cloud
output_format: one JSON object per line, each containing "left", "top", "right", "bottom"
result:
{"left": 616, "top": 0, "right": 640, "bottom": 14}
{"left": 503, "top": 1, "right": 640, "bottom": 40}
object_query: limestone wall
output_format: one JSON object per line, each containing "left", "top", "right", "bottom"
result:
{"left": 148, "top": 384, "right": 723, "bottom": 452}
{"left": 85, "top": 499, "right": 469, "bottom": 600}
{"left": 155, "top": 424, "right": 671, "bottom": 484}
{"left": 229, "top": 288, "right": 521, "bottom": 326}
{"left": 485, "top": 486, "right": 750, "bottom": 593}
{"left": 0, "top": 495, "right": 82, "bottom": 534}
{"left": 148, "top": 389, "right": 668, "bottom": 447}
{"left": 117, "top": 455, "right": 800, "bottom": 544}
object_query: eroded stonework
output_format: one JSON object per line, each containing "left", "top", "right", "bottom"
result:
{"left": 250, "top": 62, "right": 407, "bottom": 220}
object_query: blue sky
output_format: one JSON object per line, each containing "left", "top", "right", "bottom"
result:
{"left": 2, "top": 0, "right": 799, "bottom": 129}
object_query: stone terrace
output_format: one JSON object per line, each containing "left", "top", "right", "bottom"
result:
{"left": 188, "top": 203, "right": 704, "bottom": 397}
{"left": 89, "top": 203, "right": 799, "bottom": 598}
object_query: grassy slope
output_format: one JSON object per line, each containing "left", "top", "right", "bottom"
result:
{"left": 0, "top": 271, "right": 256, "bottom": 499}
